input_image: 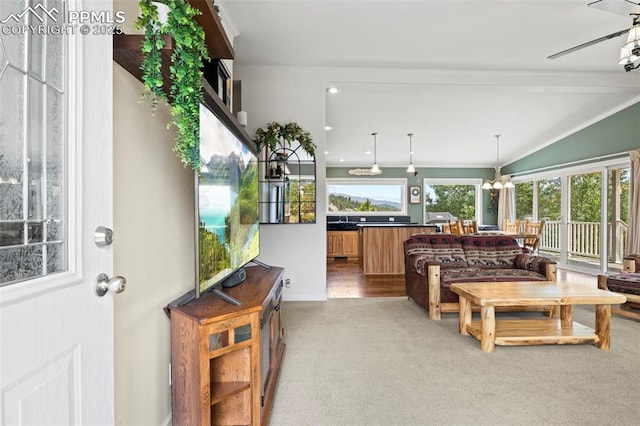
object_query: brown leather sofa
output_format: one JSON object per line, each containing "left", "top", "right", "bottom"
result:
{"left": 404, "top": 233, "right": 557, "bottom": 320}
{"left": 597, "top": 254, "right": 640, "bottom": 320}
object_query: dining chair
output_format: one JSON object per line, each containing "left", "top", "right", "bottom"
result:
{"left": 461, "top": 220, "right": 477, "bottom": 234}
{"left": 523, "top": 220, "right": 544, "bottom": 253}
{"left": 502, "top": 220, "right": 521, "bottom": 234}
{"left": 449, "top": 220, "right": 464, "bottom": 235}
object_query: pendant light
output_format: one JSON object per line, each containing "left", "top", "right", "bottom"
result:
{"left": 406, "top": 133, "right": 416, "bottom": 174}
{"left": 482, "top": 134, "right": 514, "bottom": 190}
{"left": 370, "top": 132, "right": 381, "bottom": 174}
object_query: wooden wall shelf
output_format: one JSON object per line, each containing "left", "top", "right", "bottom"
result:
{"left": 189, "top": 0, "right": 234, "bottom": 59}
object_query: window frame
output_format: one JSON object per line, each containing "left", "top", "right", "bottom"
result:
{"left": 326, "top": 178, "right": 408, "bottom": 216}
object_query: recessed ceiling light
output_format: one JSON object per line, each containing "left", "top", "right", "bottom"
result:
{"left": 365, "top": 150, "right": 371, "bottom": 155}
{"left": 324, "top": 151, "right": 329, "bottom": 155}
{"left": 325, "top": 125, "right": 333, "bottom": 131}
{"left": 327, "top": 87, "right": 339, "bottom": 94}
{"left": 339, "top": 158, "right": 344, "bottom": 162}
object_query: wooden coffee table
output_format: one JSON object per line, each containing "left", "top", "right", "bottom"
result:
{"left": 450, "top": 282, "right": 627, "bottom": 352}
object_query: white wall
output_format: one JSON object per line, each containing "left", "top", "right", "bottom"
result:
{"left": 113, "top": 64, "right": 195, "bottom": 425}
{"left": 236, "top": 66, "right": 328, "bottom": 301}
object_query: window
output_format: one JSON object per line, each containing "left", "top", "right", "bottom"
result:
{"left": 423, "top": 179, "right": 482, "bottom": 222}
{"left": 326, "top": 179, "right": 406, "bottom": 215}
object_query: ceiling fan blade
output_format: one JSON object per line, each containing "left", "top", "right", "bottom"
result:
{"left": 588, "top": 0, "right": 640, "bottom": 18}
{"left": 547, "top": 28, "right": 630, "bottom": 59}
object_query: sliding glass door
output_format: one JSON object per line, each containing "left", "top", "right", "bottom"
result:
{"left": 567, "top": 171, "right": 601, "bottom": 269}
{"left": 513, "top": 160, "right": 630, "bottom": 273}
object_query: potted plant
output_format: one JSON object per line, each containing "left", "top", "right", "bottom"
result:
{"left": 254, "top": 121, "right": 316, "bottom": 157}
{"left": 136, "top": 0, "right": 210, "bottom": 170}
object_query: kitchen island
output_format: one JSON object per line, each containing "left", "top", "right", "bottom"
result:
{"left": 358, "top": 223, "right": 437, "bottom": 275}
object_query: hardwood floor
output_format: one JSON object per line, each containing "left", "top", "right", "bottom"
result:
{"left": 326, "top": 259, "right": 599, "bottom": 299}
{"left": 327, "top": 259, "right": 406, "bottom": 298}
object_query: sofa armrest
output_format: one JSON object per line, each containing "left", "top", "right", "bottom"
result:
{"left": 406, "top": 254, "right": 444, "bottom": 276}
{"left": 514, "top": 254, "right": 557, "bottom": 281}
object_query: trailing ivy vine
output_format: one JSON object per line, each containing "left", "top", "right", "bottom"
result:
{"left": 136, "top": 0, "right": 166, "bottom": 111}
{"left": 137, "top": 0, "right": 210, "bottom": 170}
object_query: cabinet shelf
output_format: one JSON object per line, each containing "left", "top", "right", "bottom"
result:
{"left": 211, "top": 381, "right": 251, "bottom": 405}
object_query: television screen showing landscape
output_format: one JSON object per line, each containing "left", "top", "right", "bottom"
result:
{"left": 197, "top": 104, "right": 259, "bottom": 296}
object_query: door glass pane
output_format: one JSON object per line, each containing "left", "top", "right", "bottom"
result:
{"left": 0, "top": 66, "right": 25, "bottom": 221}
{"left": 514, "top": 181, "right": 533, "bottom": 220}
{"left": 0, "top": 12, "right": 66, "bottom": 286}
{"left": 0, "top": 0, "right": 27, "bottom": 72}
{"left": 607, "top": 167, "right": 630, "bottom": 270}
{"left": 537, "top": 177, "right": 561, "bottom": 260}
{"left": 567, "top": 172, "right": 601, "bottom": 269}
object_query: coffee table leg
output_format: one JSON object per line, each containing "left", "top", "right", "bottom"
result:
{"left": 595, "top": 304, "right": 611, "bottom": 350}
{"left": 560, "top": 305, "right": 573, "bottom": 324}
{"left": 480, "top": 306, "right": 496, "bottom": 352}
{"left": 459, "top": 296, "right": 471, "bottom": 335}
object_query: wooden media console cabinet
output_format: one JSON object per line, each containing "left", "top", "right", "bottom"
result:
{"left": 167, "top": 266, "right": 286, "bottom": 425}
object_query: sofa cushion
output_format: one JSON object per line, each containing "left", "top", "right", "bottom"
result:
{"left": 606, "top": 272, "right": 640, "bottom": 296}
{"left": 460, "top": 235, "right": 523, "bottom": 269}
{"left": 440, "top": 268, "right": 549, "bottom": 288}
{"left": 405, "top": 234, "right": 467, "bottom": 275}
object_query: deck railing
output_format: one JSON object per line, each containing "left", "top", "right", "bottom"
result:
{"left": 539, "top": 220, "right": 628, "bottom": 261}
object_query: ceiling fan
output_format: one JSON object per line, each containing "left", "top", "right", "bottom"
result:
{"left": 547, "top": 0, "right": 640, "bottom": 71}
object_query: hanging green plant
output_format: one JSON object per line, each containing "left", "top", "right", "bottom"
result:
{"left": 254, "top": 121, "right": 316, "bottom": 157}
{"left": 136, "top": 0, "right": 167, "bottom": 111}
{"left": 137, "top": 0, "right": 210, "bottom": 170}
{"left": 166, "top": 0, "right": 210, "bottom": 169}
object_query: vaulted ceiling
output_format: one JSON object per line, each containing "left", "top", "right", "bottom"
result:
{"left": 221, "top": 0, "right": 640, "bottom": 168}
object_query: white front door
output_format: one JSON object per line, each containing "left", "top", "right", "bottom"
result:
{"left": 0, "top": 0, "right": 115, "bottom": 424}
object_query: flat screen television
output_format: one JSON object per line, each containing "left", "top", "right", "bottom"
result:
{"left": 196, "top": 103, "right": 260, "bottom": 304}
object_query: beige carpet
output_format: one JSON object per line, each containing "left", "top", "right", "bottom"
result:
{"left": 269, "top": 297, "right": 640, "bottom": 425}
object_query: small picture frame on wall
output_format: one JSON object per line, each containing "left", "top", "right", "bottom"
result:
{"left": 409, "top": 186, "right": 421, "bottom": 204}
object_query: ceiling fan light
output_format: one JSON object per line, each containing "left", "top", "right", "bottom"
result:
{"left": 619, "top": 46, "right": 635, "bottom": 64}
{"left": 625, "top": 25, "right": 640, "bottom": 45}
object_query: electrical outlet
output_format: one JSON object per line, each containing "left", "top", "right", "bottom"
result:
{"left": 389, "top": 217, "right": 395, "bottom": 222}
